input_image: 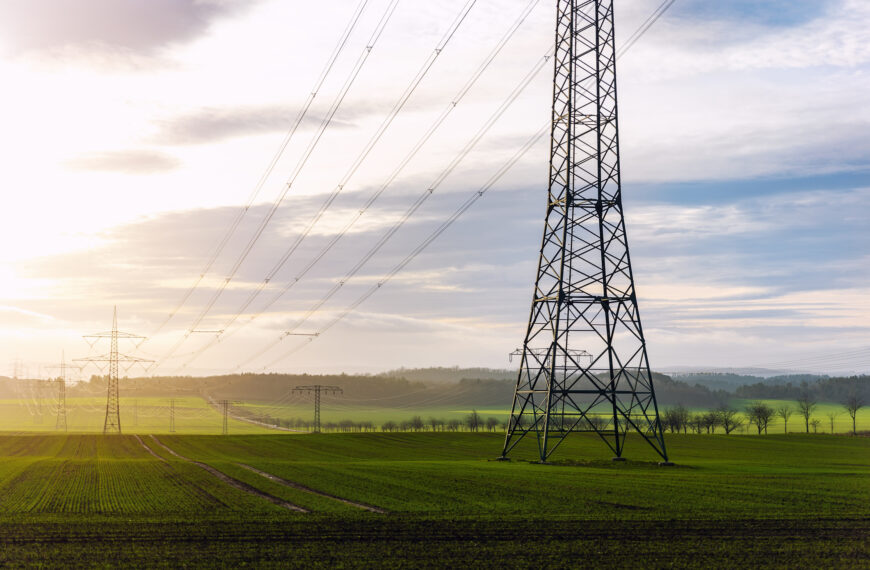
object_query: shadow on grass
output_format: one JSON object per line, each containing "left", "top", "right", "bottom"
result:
{"left": 490, "top": 457, "right": 697, "bottom": 470}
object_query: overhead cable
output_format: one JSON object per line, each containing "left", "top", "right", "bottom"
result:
{"left": 177, "top": 0, "right": 538, "bottom": 369}
{"left": 152, "top": 0, "right": 403, "bottom": 371}
{"left": 147, "top": 0, "right": 372, "bottom": 339}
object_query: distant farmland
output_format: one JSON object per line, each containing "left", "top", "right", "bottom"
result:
{"left": 0, "top": 394, "right": 868, "bottom": 435}
{"left": 0, "top": 432, "right": 866, "bottom": 566}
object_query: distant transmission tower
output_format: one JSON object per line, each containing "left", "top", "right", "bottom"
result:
{"left": 169, "top": 398, "right": 176, "bottom": 433}
{"left": 43, "top": 351, "right": 71, "bottom": 431}
{"left": 75, "top": 307, "right": 153, "bottom": 434}
{"left": 501, "top": 0, "right": 669, "bottom": 463}
{"left": 53, "top": 352, "right": 68, "bottom": 431}
{"left": 293, "top": 385, "right": 342, "bottom": 433}
{"left": 217, "top": 399, "right": 238, "bottom": 435}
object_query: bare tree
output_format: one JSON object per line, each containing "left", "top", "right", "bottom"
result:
{"left": 775, "top": 405, "right": 794, "bottom": 434}
{"left": 485, "top": 417, "right": 500, "bottom": 432}
{"left": 843, "top": 394, "right": 865, "bottom": 435}
{"left": 663, "top": 405, "right": 689, "bottom": 433}
{"left": 588, "top": 415, "right": 607, "bottom": 431}
{"left": 688, "top": 413, "right": 704, "bottom": 434}
{"left": 810, "top": 418, "right": 821, "bottom": 433}
{"left": 465, "top": 410, "right": 482, "bottom": 432}
{"left": 746, "top": 402, "right": 776, "bottom": 434}
{"left": 796, "top": 394, "right": 817, "bottom": 433}
{"left": 716, "top": 406, "right": 742, "bottom": 435}
{"left": 825, "top": 411, "right": 840, "bottom": 434}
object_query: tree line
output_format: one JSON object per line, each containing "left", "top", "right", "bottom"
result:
{"left": 249, "top": 393, "right": 866, "bottom": 435}
{"left": 662, "top": 393, "right": 866, "bottom": 435}
{"left": 249, "top": 410, "right": 506, "bottom": 433}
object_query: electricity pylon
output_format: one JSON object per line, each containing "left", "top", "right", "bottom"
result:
{"left": 216, "top": 399, "right": 240, "bottom": 435}
{"left": 169, "top": 398, "right": 176, "bottom": 433}
{"left": 75, "top": 307, "right": 153, "bottom": 434}
{"left": 292, "top": 385, "right": 342, "bottom": 433}
{"left": 45, "top": 351, "right": 71, "bottom": 431}
{"left": 501, "top": 0, "right": 669, "bottom": 463}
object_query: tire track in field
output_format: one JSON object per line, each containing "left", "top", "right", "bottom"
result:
{"left": 133, "top": 435, "right": 166, "bottom": 462}
{"left": 149, "top": 436, "right": 308, "bottom": 513}
{"left": 236, "top": 463, "right": 387, "bottom": 514}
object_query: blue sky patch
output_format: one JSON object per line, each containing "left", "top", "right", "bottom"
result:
{"left": 672, "top": 0, "right": 834, "bottom": 28}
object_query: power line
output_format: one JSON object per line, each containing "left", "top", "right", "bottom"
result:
{"left": 177, "top": 0, "right": 538, "bottom": 370}
{"left": 237, "top": 0, "right": 679, "bottom": 370}
{"left": 152, "top": 0, "right": 403, "bottom": 371}
{"left": 234, "top": 51, "right": 551, "bottom": 371}
{"left": 147, "top": 0, "right": 372, "bottom": 339}
{"left": 618, "top": 0, "right": 676, "bottom": 57}
{"left": 260, "top": 122, "right": 550, "bottom": 370}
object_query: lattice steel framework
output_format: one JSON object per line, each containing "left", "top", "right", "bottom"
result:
{"left": 55, "top": 355, "right": 68, "bottom": 431}
{"left": 75, "top": 307, "right": 152, "bottom": 434}
{"left": 501, "top": 0, "right": 668, "bottom": 462}
{"left": 293, "top": 385, "right": 342, "bottom": 433}
{"left": 45, "top": 351, "right": 70, "bottom": 431}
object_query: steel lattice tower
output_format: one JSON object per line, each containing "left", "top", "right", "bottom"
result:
{"left": 75, "top": 307, "right": 152, "bottom": 435}
{"left": 501, "top": 0, "right": 668, "bottom": 463}
{"left": 44, "top": 352, "right": 69, "bottom": 431}
{"left": 293, "top": 385, "right": 342, "bottom": 433}
{"left": 105, "top": 308, "right": 121, "bottom": 433}
{"left": 56, "top": 353, "right": 68, "bottom": 431}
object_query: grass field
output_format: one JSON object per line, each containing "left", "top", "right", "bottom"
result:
{"left": 0, "top": 431, "right": 867, "bottom": 566}
{"left": 238, "top": 397, "right": 870, "bottom": 433}
{"left": 2, "top": 394, "right": 868, "bottom": 436}
{"left": 0, "top": 397, "right": 274, "bottom": 434}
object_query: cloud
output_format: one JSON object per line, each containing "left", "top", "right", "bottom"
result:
{"left": 65, "top": 150, "right": 181, "bottom": 174}
{"left": 616, "top": 0, "right": 870, "bottom": 183}
{"left": 0, "top": 0, "right": 252, "bottom": 57}
{"left": 153, "top": 105, "right": 359, "bottom": 145}
{"left": 0, "top": 305, "right": 54, "bottom": 323}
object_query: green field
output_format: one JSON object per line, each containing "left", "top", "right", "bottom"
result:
{"left": 238, "top": 397, "right": 870, "bottom": 433}
{"left": 3, "top": 393, "right": 868, "bottom": 437}
{"left": 0, "top": 431, "right": 867, "bottom": 566}
{"left": 0, "top": 397, "right": 274, "bottom": 434}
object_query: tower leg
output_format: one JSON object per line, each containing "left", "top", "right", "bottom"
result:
{"left": 502, "top": 0, "right": 668, "bottom": 462}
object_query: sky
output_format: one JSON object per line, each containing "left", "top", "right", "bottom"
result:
{"left": 1, "top": 0, "right": 868, "bottom": 378}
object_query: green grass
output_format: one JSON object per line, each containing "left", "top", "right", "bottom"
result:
{"left": 0, "top": 432, "right": 867, "bottom": 566}
{"left": 0, "top": 397, "right": 275, "bottom": 434}
{"left": 158, "top": 432, "right": 870, "bottom": 520}
{"left": 240, "top": 398, "right": 870, "bottom": 434}
{"left": 3, "top": 394, "right": 867, "bottom": 436}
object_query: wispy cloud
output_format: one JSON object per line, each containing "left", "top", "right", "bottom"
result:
{"left": 152, "top": 105, "right": 362, "bottom": 146}
{"left": 64, "top": 150, "right": 181, "bottom": 174}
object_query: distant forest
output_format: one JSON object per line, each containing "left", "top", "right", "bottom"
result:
{"left": 1, "top": 367, "right": 864, "bottom": 409}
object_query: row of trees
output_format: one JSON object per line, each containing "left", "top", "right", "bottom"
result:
{"left": 252, "top": 395, "right": 866, "bottom": 435}
{"left": 381, "top": 413, "right": 503, "bottom": 433}
{"left": 253, "top": 410, "right": 506, "bottom": 433}
{"left": 662, "top": 394, "right": 866, "bottom": 435}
